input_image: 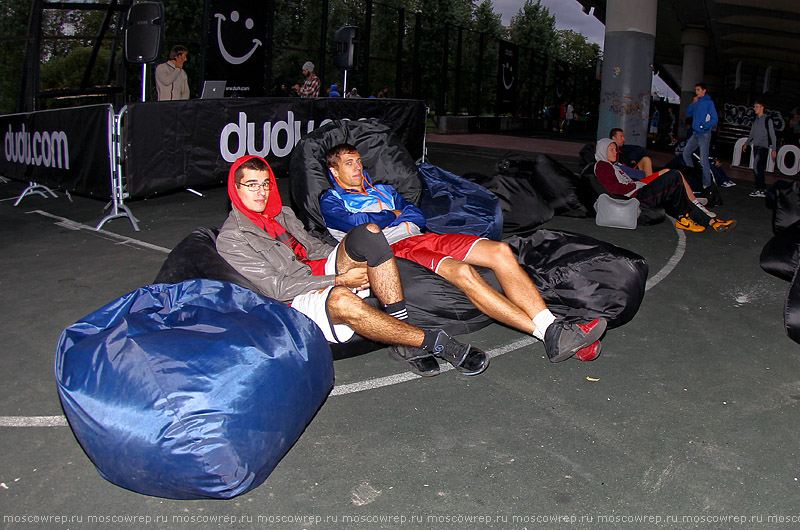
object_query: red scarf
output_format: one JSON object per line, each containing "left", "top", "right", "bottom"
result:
{"left": 228, "top": 155, "right": 308, "bottom": 261}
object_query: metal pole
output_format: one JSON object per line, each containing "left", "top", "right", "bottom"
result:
{"left": 141, "top": 64, "right": 147, "bottom": 101}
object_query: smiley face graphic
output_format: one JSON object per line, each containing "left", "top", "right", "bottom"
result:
{"left": 214, "top": 11, "right": 263, "bottom": 65}
{"left": 501, "top": 61, "right": 515, "bottom": 89}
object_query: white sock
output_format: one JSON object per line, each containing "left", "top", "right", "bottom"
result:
{"left": 532, "top": 309, "right": 556, "bottom": 341}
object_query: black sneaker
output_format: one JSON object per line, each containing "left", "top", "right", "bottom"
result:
{"left": 388, "top": 346, "right": 440, "bottom": 377}
{"left": 429, "top": 330, "right": 489, "bottom": 376}
{"left": 544, "top": 318, "right": 607, "bottom": 363}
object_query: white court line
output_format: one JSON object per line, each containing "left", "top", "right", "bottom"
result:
{"left": 3, "top": 218, "right": 684, "bottom": 425}
{"left": 0, "top": 416, "right": 67, "bottom": 427}
{"left": 645, "top": 216, "right": 686, "bottom": 292}
{"left": 29, "top": 210, "right": 170, "bottom": 254}
{"left": 331, "top": 336, "right": 535, "bottom": 396}
{"left": 3, "top": 339, "right": 538, "bottom": 426}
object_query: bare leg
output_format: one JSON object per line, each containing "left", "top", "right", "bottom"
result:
{"left": 638, "top": 156, "right": 654, "bottom": 175}
{"left": 328, "top": 287, "right": 423, "bottom": 346}
{"left": 336, "top": 224, "right": 404, "bottom": 305}
{"left": 464, "top": 240, "right": 548, "bottom": 318}
{"left": 438, "top": 242, "right": 547, "bottom": 335}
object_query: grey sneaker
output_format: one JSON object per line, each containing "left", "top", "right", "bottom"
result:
{"left": 544, "top": 318, "right": 608, "bottom": 363}
{"left": 388, "top": 346, "right": 440, "bottom": 377}
{"left": 749, "top": 189, "right": 766, "bottom": 198}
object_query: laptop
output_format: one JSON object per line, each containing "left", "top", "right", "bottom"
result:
{"left": 200, "top": 80, "right": 226, "bottom": 99}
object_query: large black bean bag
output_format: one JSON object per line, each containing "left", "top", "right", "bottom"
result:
{"left": 760, "top": 221, "right": 800, "bottom": 282}
{"left": 507, "top": 230, "right": 648, "bottom": 329}
{"left": 55, "top": 280, "right": 334, "bottom": 499}
{"left": 786, "top": 266, "right": 800, "bottom": 345}
{"left": 154, "top": 228, "right": 497, "bottom": 358}
{"left": 289, "top": 119, "right": 422, "bottom": 238}
{"left": 773, "top": 181, "right": 800, "bottom": 234}
{"left": 463, "top": 171, "right": 554, "bottom": 236}
{"left": 761, "top": 188, "right": 800, "bottom": 346}
{"left": 494, "top": 154, "right": 588, "bottom": 218}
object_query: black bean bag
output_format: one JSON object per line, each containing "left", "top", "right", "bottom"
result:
{"left": 786, "top": 265, "right": 800, "bottom": 345}
{"left": 506, "top": 230, "right": 648, "bottom": 330}
{"left": 288, "top": 119, "right": 423, "bottom": 239}
{"left": 289, "top": 119, "right": 503, "bottom": 242}
{"left": 760, "top": 221, "right": 800, "bottom": 282}
{"left": 462, "top": 171, "right": 554, "bottom": 237}
{"left": 493, "top": 154, "right": 588, "bottom": 218}
{"left": 772, "top": 181, "right": 800, "bottom": 234}
{"left": 154, "top": 228, "right": 497, "bottom": 358}
{"left": 760, "top": 187, "right": 800, "bottom": 345}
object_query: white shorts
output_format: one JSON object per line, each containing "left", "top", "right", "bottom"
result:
{"left": 291, "top": 245, "right": 369, "bottom": 344}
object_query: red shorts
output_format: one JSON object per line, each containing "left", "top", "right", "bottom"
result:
{"left": 390, "top": 233, "right": 484, "bottom": 273}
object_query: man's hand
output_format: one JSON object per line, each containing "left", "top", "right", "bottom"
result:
{"left": 335, "top": 268, "right": 370, "bottom": 290}
{"left": 692, "top": 96, "right": 699, "bottom": 104}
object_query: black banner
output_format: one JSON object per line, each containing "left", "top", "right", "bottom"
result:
{"left": 125, "top": 98, "right": 426, "bottom": 198}
{"left": 0, "top": 105, "right": 113, "bottom": 198}
{"left": 496, "top": 41, "right": 518, "bottom": 115}
{"left": 203, "top": 0, "right": 268, "bottom": 97}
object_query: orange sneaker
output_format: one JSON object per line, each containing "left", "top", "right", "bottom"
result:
{"left": 675, "top": 215, "right": 705, "bottom": 232}
{"left": 710, "top": 219, "right": 737, "bottom": 232}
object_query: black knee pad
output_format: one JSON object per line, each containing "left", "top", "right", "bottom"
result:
{"left": 343, "top": 223, "right": 393, "bottom": 267}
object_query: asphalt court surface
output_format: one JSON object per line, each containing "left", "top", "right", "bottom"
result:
{"left": 1, "top": 140, "right": 799, "bottom": 529}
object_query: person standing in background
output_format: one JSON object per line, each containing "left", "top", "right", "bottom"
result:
{"left": 682, "top": 83, "right": 718, "bottom": 192}
{"left": 294, "top": 61, "right": 320, "bottom": 98}
{"left": 155, "top": 45, "right": 190, "bottom": 101}
{"left": 742, "top": 101, "right": 777, "bottom": 198}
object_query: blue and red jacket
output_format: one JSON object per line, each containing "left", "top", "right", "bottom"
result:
{"left": 320, "top": 169, "right": 426, "bottom": 244}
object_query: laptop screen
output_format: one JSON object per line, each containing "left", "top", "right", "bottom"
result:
{"left": 201, "top": 81, "right": 226, "bottom": 99}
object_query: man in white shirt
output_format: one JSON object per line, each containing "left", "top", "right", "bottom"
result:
{"left": 155, "top": 45, "right": 190, "bottom": 101}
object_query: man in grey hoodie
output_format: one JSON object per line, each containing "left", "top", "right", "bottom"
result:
{"left": 742, "top": 101, "right": 777, "bottom": 198}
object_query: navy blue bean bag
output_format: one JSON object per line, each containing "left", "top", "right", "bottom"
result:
{"left": 418, "top": 163, "right": 502, "bottom": 240}
{"left": 55, "top": 279, "right": 333, "bottom": 499}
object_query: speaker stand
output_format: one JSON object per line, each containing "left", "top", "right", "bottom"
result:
{"left": 140, "top": 64, "right": 148, "bottom": 102}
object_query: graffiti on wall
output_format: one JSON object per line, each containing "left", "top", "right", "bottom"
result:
{"left": 603, "top": 90, "right": 649, "bottom": 119}
{"left": 723, "top": 103, "right": 785, "bottom": 131}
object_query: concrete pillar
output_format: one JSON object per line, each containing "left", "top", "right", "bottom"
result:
{"left": 679, "top": 29, "right": 710, "bottom": 136}
{"left": 597, "top": 0, "right": 657, "bottom": 148}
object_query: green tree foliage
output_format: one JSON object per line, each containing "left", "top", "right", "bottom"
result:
{"left": 0, "top": 0, "right": 32, "bottom": 113}
{"left": 554, "top": 28, "right": 600, "bottom": 69}
{"left": 509, "top": 0, "right": 557, "bottom": 57}
{"left": 472, "top": 0, "right": 504, "bottom": 39}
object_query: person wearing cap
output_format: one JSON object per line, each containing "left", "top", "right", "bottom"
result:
{"left": 293, "top": 61, "right": 320, "bottom": 98}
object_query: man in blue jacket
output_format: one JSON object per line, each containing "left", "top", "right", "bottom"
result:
{"left": 682, "top": 83, "right": 718, "bottom": 190}
{"left": 319, "top": 143, "right": 608, "bottom": 364}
